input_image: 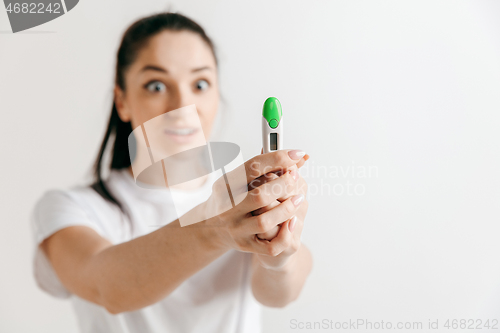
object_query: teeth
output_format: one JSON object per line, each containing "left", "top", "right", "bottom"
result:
{"left": 166, "top": 128, "right": 197, "bottom": 135}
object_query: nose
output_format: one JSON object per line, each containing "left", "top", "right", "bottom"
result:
{"left": 167, "top": 83, "right": 194, "bottom": 112}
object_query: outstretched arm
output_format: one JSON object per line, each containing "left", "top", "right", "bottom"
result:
{"left": 41, "top": 219, "right": 226, "bottom": 314}
{"left": 42, "top": 150, "right": 308, "bottom": 314}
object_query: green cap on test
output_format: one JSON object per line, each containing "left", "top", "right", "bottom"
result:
{"left": 262, "top": 97, "right": 282, "bottom": 129}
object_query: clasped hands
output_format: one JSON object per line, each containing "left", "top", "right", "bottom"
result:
{"left": 248, "top": 149, "right": 309, "bottom": 270}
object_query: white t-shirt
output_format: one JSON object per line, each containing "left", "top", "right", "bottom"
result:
{"left": 30, "top": 169, "right": 262, "bottom": 333}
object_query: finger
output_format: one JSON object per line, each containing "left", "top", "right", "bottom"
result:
{"left": 253, "top": 216, "right": 295, "bottom": 256}
{"left": 242, "top": 171, "right": 300, "bottom": 212}
{"left": 244, "top": 149, "right": 306, "bottom": 184}
{"left": 296, "top": 154, "right": 310, "bottom": 169}
{"left": 256, "top": 224, "right": 281, "bottom": 240}
{"left": 252, "top": 199, "right": 280, "bottom": 216}
{"left": 261, "top": 148, "right": 308, "bottom": 171}
{"left": 283, "top": 154, "right": 309, "bottom": 171}
{"left": 243, "top": 193, "right": 305, "bottom": 234}
{"left": 248, "top": 172, "right": 280, "bottom": 191}
{"left": 276, "top": 168, "right": 300, "bottom": 202}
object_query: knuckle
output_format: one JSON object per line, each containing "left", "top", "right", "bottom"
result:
{"left": 268, "top": 155, "right": 283, "bottom": 173}
{"left": 252, "top": 191, "right": 268, "bottom": 207}
{"left": 284, "top": 173, "right": 295, "bottom": 187}
{"left": 266, "top": 244, "right": 279, "bottom": 257}
{"left": 267, "top": 172, "right": 279, "bottom": 180}
{"left": 269, "top": 171, "right": 280, "bottom": 179}
{"left": 246, "top": 159, "right": 261, "bottom": 179}
{"left": 277, "top": 151, "right": 289, "bottom": 167}
{"left": 250, "top": 192, "right": 261, "bottom": 205}
{"left": 254, "top": 215, "right": 269, "bottom": 233}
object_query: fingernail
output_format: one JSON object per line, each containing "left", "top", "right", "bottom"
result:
{"left": 291, "top": 193, "right": 304, "bottom": 206}
{"left": 288, "top": 150, "right": 306, "bottom": 160}
{"left": 290, "top": 170, "right": 298, "bottom": 181}
{"left": 289, "top": 216, "right": 297, "bottom": 232}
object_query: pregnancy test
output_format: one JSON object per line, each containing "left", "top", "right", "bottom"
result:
{"left": 262, "top": 97, "right": 283, "bottom": 154}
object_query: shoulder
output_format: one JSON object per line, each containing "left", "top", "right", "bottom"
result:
{"left": 33, "top": 185, "right": 113, "bottom": 220}
{"left": 34, "top": 169, "right": 130, "bottom": 216}
{"left": 31, "top": 182, "right": 124, "bottom": 245}
{"left": 32, "top": 187, "right": 93, "bottom": 222}
{"left": 30, "top": 186, "right": 112, "bottom": 299}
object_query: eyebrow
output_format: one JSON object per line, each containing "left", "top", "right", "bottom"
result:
{"left": 191, "top": 66, "right": 212, "bottom": 73}
{"left": 141, "top": 65, "right": 167, "bottom": 73}
{"left": 140, "top": 65, "right": 213, "bottom": 74}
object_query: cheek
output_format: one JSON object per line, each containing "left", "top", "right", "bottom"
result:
{"left": 128, "top": 93, "right": 168, "bottom": 128}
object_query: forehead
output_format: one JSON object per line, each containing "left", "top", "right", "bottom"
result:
{"left": 133, "top": 30, "right": 216, "bottom": 71}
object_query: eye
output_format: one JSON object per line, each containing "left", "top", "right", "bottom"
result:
{"left": 195, "top": 79, "right": 209, "bottom": 91}
{"left": 145, "top": 81, "right": 166, "bottom": 93}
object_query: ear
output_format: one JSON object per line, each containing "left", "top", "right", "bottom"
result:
{"left": 114, "top": 86, "right": 131, "bottom": 122}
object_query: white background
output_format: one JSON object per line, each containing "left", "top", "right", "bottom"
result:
{"left": 1, "top": 1, "right": 500, "bottom": 332}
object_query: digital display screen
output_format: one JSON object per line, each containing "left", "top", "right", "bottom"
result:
{"left": 270, "top": 133, "right": 278, "bottom": 151}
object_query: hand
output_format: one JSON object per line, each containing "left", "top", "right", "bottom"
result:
{"left": 252, "top": 149, "right": 309, "bottom": 240}
{"left": 203, "top": 150, "right": 308, "bottom": 257}
{"left": 253, "top": 173, "right": 309, "bottom": 270}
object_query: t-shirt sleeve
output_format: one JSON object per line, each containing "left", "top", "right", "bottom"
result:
{"left": 30, "top": 189, "right": 102, "bottom": 299}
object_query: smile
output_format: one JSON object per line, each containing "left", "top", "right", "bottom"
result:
{"left": 164, "top": 128, "right": 198, "bottom": 136}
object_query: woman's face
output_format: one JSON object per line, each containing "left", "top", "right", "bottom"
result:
{"left": 115, "top": 30, "right": 219, "bottom": 157}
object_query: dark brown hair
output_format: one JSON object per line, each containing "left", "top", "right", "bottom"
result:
{"left": 91, "top": 12, "right": 218, "bottom": 211}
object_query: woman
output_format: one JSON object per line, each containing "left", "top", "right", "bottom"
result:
{"left": 31, "top": 12, "right": 312, "bottom": 333}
